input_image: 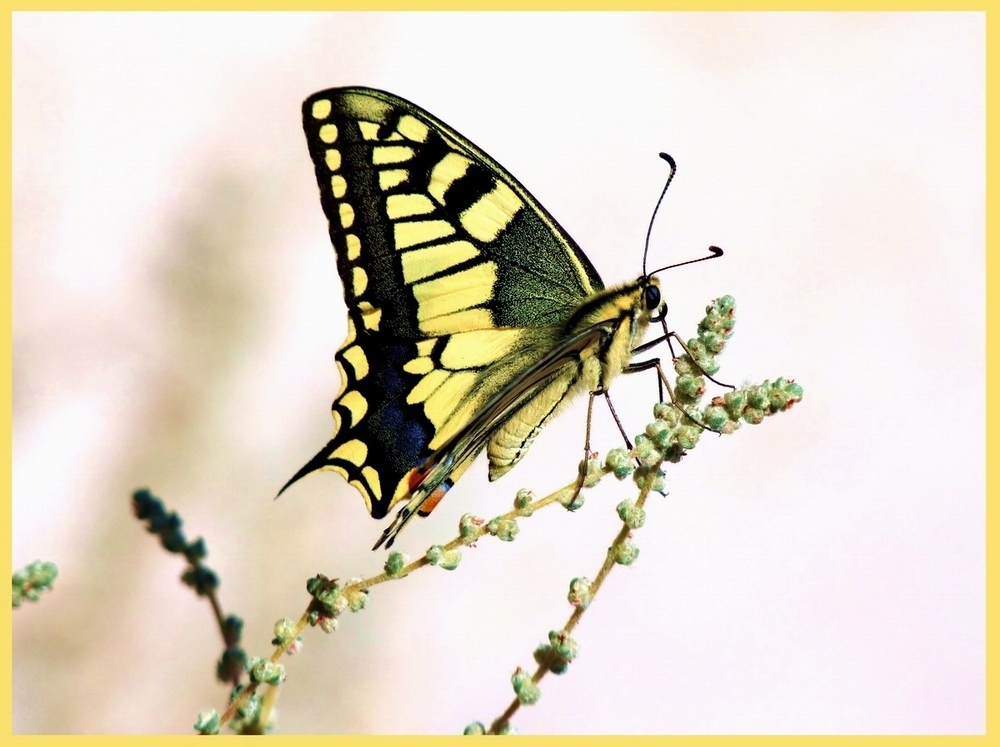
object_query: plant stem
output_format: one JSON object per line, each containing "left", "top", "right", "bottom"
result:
{"left": 489, "top": 479, "right": 653, "bottom": 733}
{"left": 217, "top": 477, "right": 587, "bottom": 730}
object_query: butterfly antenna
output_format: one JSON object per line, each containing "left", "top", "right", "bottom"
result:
{"left": 642, "top": 152, "right": 678, "bottom": 277}
{"left": 642, "top": 152, "right": 725, "bottom": 278}
{"left": 647, "top": 245, "right": 724, "bottom": 277}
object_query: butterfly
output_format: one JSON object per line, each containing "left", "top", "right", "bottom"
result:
{"left": 282, "top": 87, "right": 716, "bottom": 550}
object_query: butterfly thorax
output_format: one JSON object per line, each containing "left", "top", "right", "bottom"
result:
{"left": 480, "top": 276, "right": 658, "bottom": 481}
{"left": 560, "top": 276, "right": 660, "bottom": 390}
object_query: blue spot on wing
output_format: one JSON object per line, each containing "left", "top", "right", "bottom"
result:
{"left": 369, "top": 340, "right": 432, "bottom": 475}
{"left": 281, "top": 329, "right": 437, "bottom": 519}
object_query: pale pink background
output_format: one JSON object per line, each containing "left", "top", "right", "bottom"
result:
{"left": 12, "top": 12, "right": 985, "bottom": 734}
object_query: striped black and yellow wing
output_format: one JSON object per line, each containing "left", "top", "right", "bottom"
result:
{"left": 283, "top": 87, "right": 619, "bottom": 536}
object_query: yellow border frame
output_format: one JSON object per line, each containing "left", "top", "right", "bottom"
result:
{"left": 2, "top": 6, "right": 991, "bottom": 741}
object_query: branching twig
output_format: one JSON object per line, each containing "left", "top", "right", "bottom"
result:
{"left": 176, "top": 295, "right": 804, "bottom": 734}
{"left": 131, "top": 490, "right": 246, "bottom": 690}
{"left": 215, "top": 478, "right": 587, "bottom": 730}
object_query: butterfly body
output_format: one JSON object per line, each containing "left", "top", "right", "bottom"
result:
{"left": 284, "top": 87, "right": 661, "bottom": 548}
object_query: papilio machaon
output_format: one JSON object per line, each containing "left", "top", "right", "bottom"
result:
{"left": 282, "top": 87, "right": 703, "bottom": 549}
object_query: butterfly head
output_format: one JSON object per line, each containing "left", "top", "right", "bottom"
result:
{"left": 599, "top": 274, "right": 662, "bottom": 352}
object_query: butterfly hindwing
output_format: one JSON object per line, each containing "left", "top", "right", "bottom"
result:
{"left": 289, "top": 87, "right": 614, "bottom": 520}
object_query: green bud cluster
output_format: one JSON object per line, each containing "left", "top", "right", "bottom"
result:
{"left": 684, "top": 339, "right": 720, "bottom": 378}
{"left": 652, "top": 401, "right": 680, "bottom": 425}
{"left": 270, "top": 617, "right": 303, "bottom": 654}
{"left": 344, "top": 580, "right": 368, "bottom": 612}
{"left": 230, "top": 684, "right": 260, "bottom": 722}
{"left": 713, "top": 378, "right": 805, "bottom": 431}
{"left": 533, "top": 629, "right": 580, "bottom": 675}
{"left": 567, "top": 577, "right": 593, "bottom": 609}
{"left": 306, "top": 574, "right": 368, "bottom": 628}
{"left": 459, "top": 513, "right": 484, "bottom": 542}
{"left": 514, "top": 488, "right": 535, "bottom": 511}
{"left": 305, "top": 574, "right": 340, "bottom": 609}
{"left": 634, "top": 436, "right": 662, "bottom": 468}
{"left": 12, "top": 560, "right": 58, "bottom": 607}
{"left": 225, "top": 684, "right": 273, "bottom": 734}
{"left": 549, "top": 629, "right": 579, "bottom": 660}
{"left": 132, "top": 490, "right": 250, "bottom": 689}
{"left": 383, "top": 551, "right": 410, "bottom": 578}
{"left": 426, "top": 545, "right": 462, "bottom": 570}
{"left": 246, "top": 656, "right": 286, "bottom": 686}
{"left": 180, "top": 566, "right": 219, "bottom": 596}
{"left": 614, "top": 539, "right": 640, "bottom": 566}
{"left": 486, "top": 517, "right": 519, "bottom": 542}
{"left": 132, "top": 489, "right": 212, "bottom": 578}
{"left": 194, "top": 708, "right": 220, "bottom": 735}
{"left": 217, "top": 646, "right": 247, "bottom": 683}
{"left": 582, "top": 458, "right": 605, "bottom": 487}
{"left": 670, "top": 296, "right": 738, "bottom": 398}
{"left": 675, "top": 372, "right": 706, "bottom": 402}
{"left": 698, "top": 295, "right": 736, "bottom": 344}
{"left": 221, "top": 615, "right": 243, "bottom": 644}
{"left": 511, "top": 667, "right": 541, "bottom": 705}
{"left": 605, "top": 447, "right": 634, "bottom": 479}
{"left": 559, "top": 485, "right": 586, "bottom": 511}
{"left": 271, "top": 618, "right": 296, "bottom": 645}
{"left": 640, "top": 408, "right": 697, "bottom": 468}
{"left": 633, "top": 466, "right": 666, "bottom": 493}
{"left": 616, "top": 499, "right": 646, "bottom": 529}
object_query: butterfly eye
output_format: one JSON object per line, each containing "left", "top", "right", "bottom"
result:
{"left": 643, "top": 285, "right": 661, "bottom": 310}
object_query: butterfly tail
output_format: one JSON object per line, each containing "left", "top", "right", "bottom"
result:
{"left": 372, "top": 446, "right": 485, "bottom": 549}
{"left": 276, "top": 440, "right": 337, "bottom": 498}
{"left": 372, "top": 469, "right": 458, "bottom": 550}
{"left": 372, "top": 502, "right": 419, "bottom": 550}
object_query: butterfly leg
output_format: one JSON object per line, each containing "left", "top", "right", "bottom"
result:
{"left": 563, "top": 392, "right": 601, "bottom": 509}
{"left": 625, "top": 356, "right": 725, "bottom": 436}
{"left": 632, "top": 312, "right": 679, "bottom": 359}
{"left": 597, "top": 386, "right": 668, "bottom": 495}
{"left": 583, "top": 389, "right": 597, "bottom": 454}
{"left": 623, "top": 356, "right": 666, "bottom": 401}
{"left": 599, "top": 389, "right": 634, "bottom": 450}
{"left": 563, "top": 388, "right": 633, "bottom": 508}
{"left": 632, "top": 329, "right": 733, "bottom": 389}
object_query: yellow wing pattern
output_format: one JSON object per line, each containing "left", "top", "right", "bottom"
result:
{"left": 284, "top": 88, "right": 658, "bottom": 547}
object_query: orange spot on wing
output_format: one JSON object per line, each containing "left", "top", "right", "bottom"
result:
{"left": 407, "top": 467, "right": 429, "bottom": 492}
{"left": 407, "top": 464, "right": 454, "bottom": 516}
{"left": 418, "top": 486, "right": 448, "bottom": 516}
